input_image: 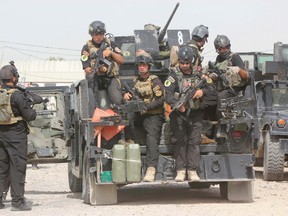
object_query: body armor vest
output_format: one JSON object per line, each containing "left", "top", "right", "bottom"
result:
{"left": 86, "top": 39, "right": 119, "bottom": 77}
{"left": 175, "top": 68, "right": 202, "bottom": 110}
{"left": 215, "top": 53, "right": 247, "bottom": 91}
{"left": 0, "top": 88, "right": 23, "bottom": 125}
{"left": 134, "top": 75, "right": 162, "bottom": 115}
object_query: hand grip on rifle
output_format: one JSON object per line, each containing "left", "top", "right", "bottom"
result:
{"left": 172, "top": 77, "right": 207, "bottom": 111}
{"left": 122, "top": 82, "right": 139, "bottom": 100}
{"left": 208, "top": 61, "right": 234, "bottom": 93}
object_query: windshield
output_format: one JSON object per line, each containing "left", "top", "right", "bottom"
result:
{"left": 272, "top": 88, "right": 288, "bottom": 109}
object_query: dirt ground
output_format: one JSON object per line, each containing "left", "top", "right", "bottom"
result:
{"left": 1, "top": 163, "right": 288, "bottom": 216}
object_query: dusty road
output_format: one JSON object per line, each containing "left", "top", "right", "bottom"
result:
{"left": 1, "top": 164, "right": 288, "bottom": 216}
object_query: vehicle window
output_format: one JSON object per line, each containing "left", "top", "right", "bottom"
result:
{"left": 257, "top": 55, "right": 273, "bottom": 71}
{"left": 272, "top": 88, "right": 288, "bottom": 108}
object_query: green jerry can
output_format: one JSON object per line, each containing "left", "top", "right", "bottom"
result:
{"left": 126, "top": 144, "right": 141, "bottom": 183}
{"left": 112, "top": 144, "right": 126, "bottom": 183}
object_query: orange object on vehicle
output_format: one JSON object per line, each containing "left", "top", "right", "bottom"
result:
{"left": 92, "top": 108, "right": 125, "bottom": 140}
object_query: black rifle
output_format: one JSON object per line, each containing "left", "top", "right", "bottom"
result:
{"left": 16, "top": 85, "right": 47, "bottom": 105}
{"left": 208, "top": 61, "right": 235, "bottom": 93}
{"left": 172, "top": 77, "right": 207, "bottom": 112}
{"left": 122, "top": 82, "right": 145, "bottom": 113}
{"left": 158, "top": 2, "right": 180, "bottom": 43}
{"left": 92, "top": 40, "right": 113, "bottom": 75}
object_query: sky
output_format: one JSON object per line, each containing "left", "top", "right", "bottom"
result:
{"left": 0, "top": 0, "right": 287, "bottom": 64}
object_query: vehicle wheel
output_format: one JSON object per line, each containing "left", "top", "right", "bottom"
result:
{"left": 188, "top": 182, "right": 211, "bottom": 189}
{"left": 68, "top": 162, "right": 82, "bottom": 192}
{"left": 263, "top": 131, "right": 284, "bottom": 181}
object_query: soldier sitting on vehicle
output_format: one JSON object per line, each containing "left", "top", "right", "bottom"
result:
{"left": 210, "top": 35, "right": 249, "bottom": 119}
{"left": 81, "top": 20, "right": 124, "bottom": 109}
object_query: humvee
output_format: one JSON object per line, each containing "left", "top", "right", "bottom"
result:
{"left": 239, "top": 42, "right": 288, "bottom": 181}
{"left": 25, "top": 3, "right": 257, "bottom": 204}
{"left": 25, "top": 28, "right": 257, "bottom": 205}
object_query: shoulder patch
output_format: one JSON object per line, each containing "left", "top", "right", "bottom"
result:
{"left": 155, "top": 90, "right": 162, "bottom": 97}
{"left": 153, "top": 85, "right": 160, "bottom": 92}
{"left": 164, "top": 80, "right": 171, "bottom": 87}
{"left": 167, "top": 76, "right": 175, "bottom": 83}
{"left": 81, "top": 54, "right": 88, "bottom": 61}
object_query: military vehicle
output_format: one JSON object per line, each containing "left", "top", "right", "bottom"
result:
{"left": 26, "top": 3, "right": 256, "bottom": 204}
{"left": 239, "top": 42, "right": 288, "bottom": 181}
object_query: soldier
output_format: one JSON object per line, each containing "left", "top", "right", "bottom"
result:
{"left": 123, "top": 50, "right": 164, "bottom": 182}
{"left": 81, "top": 20, "right": 124, "bottom": 108}
{"left": 0, "top": 65, "right": 37, "bottom": 211}
{"left": 212, "top": 35, "right": 249, "bottom": 117}
{"left": 170, "top": 24, "right": 209, "bottom": 70}
{"left": 186, "top": 24, "right": 209, "bottom": 70}
{"left": 144, "top": 24, "right": 170, "bottom": 60}
{"left": 164, "top": 45, "right": 214, "bottom": 182}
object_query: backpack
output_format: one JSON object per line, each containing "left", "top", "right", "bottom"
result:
{"left": 0, "top": 88, "right": 23, "bottom": 125}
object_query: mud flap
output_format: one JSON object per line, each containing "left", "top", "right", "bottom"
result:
{"left": 90, "top": 184, "right": 117, "bottom": 205}
{"left": 226, "top": 181, "right": 253, "bottom": 202}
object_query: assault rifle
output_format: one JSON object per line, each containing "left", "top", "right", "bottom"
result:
{"left": 208, "top": 61, "right": 234, "bottom": 93}
{"left": 158, "top": 2, "right": 180, "bottom": 43}
{"left": 92, "top": 40, "right": 113, "bottom": 75}
{"left": 121, "top": 82, "right": 145, "bottom": 113}
{"left": 172, "top": 76, "right": 207, "bottom": 112}
{"left": 16, "top": 85, "right": 48, "bottom": 105}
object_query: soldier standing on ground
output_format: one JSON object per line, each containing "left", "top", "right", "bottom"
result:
{"left": 81, "top": 20, "right": 124, "bottom": 108}
{"left": 0, "top": 65, "right": 37, "bottom": 211}
{"left": 164, "top": 45, "right": 214, "bottom": 182}
{"left": 123, "top": 50, "right": 164, "bottom": 182}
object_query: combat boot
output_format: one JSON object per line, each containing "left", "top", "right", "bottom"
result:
{"left": 126, "top": 139, "right": 135, "bottom": 144}
{"left": 175, "top": 170, "right": 186, "bottom": 182}
{"left": 201, "top": 134, "right": 215, "bottom": 144}
{"left": 11, "top": 201, "right": 32, "bottom": 211}
{"left": 143, "top": 167, "right": 156, "bottom": 182}
{"left": 187, "top": 170, "right": 200, "bottom": 181}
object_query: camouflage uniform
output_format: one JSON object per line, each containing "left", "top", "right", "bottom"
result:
{"left": 165, "top": 67, "right": 214, "bottom": 173}
{"left": 81, "top": 38, "right": 123, "bottom": 107}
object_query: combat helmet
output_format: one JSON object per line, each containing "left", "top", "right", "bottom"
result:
{"left": 214, "top": 35, "right": 231, "bottom": 50}
{"left": 178, "top": 45, "right": 195, "bottom": 64}
{"left": 89, "top": 21, "right": 106, "bottom": 36}
{"left": 144, "top": 24, "right": 161, "bottom": 33}
{"left": 0, "top": 65, "right": 19, "bottom": 81}
{"left": 135, "top": 50, "right": 153, "bottom": 66}
{"left": 192, "top": 25, "right": 209, "bottom": 42}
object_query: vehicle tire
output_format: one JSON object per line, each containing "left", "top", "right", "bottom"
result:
{"left": 263, "top": 131, "right": 284, "bottom": 181}
{"left": 68, "top": 162, "right": 82, "bottom": 192}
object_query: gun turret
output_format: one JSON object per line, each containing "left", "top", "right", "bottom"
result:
{"left": 158, "top": 2, "right": 180, "bottom": 44}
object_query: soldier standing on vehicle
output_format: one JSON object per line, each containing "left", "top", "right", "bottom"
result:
{"left": 212, "top": 35, "right": 249, "bottom": 117}
{"left": 144, "top": 24, "right": 170, "bottom": 60}
{"left": 0, "top": 65, "right": 37, "bottom": 211}
{"left": 164, "top": 45, "right": 214, "bottom": 182}
{"left": 170, "top": 24, "right": 209, "bottom": 70}
{"left": 123, "top": 50, "right": 164, "bottom": 182}
{"left": 81, "top": 20, "right": 124, "bottom": 108}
